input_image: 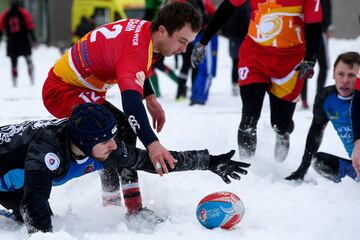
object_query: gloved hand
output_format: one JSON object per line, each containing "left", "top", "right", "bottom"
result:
{"left": 285, "top": 164, "right": 309, "bottom": 181}
{"left": 285, "top": 170, "right": 305, "bottom": 181}
{"left": 209, "top": 150, "right": 251, "bottom": 184}
{"left": 295, "top": 60, "right": 315, "bottom": 80}
{"left": 191, "top": 42, "right": 206, "bottom": 68}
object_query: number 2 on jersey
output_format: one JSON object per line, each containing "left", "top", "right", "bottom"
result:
{"left": 90, "top": 24, "right": 122, "bottom": 42}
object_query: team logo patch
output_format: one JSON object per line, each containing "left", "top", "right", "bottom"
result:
{"left": 128, "top": 115, "right": 140, "bottom": 133}
{"left": 135, "top": 71, "right": 145, "bottom": 88}
{"left": 44, "top": 152, "right": 60, "bottom": 171}
{"left": 84, "top": 163, "right": 95, "bottom": 174}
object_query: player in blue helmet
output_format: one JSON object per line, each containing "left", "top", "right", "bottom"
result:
{"left": 0, "top": 103, "right": 250, "bottom": 234}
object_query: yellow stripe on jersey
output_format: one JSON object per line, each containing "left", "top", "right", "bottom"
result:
{"left": 53, "top": 50, "right": 116, "bottom": 92}
{"left": 267, "top": 6, "right": 303, "bottom": 15}
{"left": 147, "top": 40, "right": 153, "bottom": 71}
{"left": 53, "top": 51, "right": 86, "bottom": 88}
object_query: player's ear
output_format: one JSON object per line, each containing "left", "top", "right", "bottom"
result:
{"left": 158, "top": 25, "right": 166, "bottom": 36}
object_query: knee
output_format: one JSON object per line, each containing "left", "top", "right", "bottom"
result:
{"left": 312, "top": 153, "right": 324, "bottom": 170}
{"left": 312, "top": 152, "right": 339, "bottom": 182}
{"left": 121, "top": 169, "right": 139, "bottom": 182}
{"left": 240, "top": 113, "right": 261, "bottom": 130}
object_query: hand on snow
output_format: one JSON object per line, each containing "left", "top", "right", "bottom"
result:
{"left": 209, "top": 150, "right": 250, "bottom": 184}
{"left": 285, "top": 164, "right": 310, "bottom": 181}
{"left": 285, "top": 155, "right": 312, "bottom": 181}
{"left": 296, "top": 61, "right": 315, "bottom": 81}
{"left": 191, "top": 42, "right": 206, "bottom": 68}
{"left": 285, "top": 170, "right": 306, "bottom": 181}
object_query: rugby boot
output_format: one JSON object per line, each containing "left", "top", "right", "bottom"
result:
{"left": 125, "top": 207, "right": 166, "bottom": 230}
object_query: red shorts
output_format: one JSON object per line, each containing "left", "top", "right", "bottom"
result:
{"left": 42, "top": 68, "right": 106, "bottom": 118}
{"left": 238, "top": 37, "right": 305, "bottom": 102}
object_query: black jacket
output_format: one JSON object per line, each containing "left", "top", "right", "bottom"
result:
{"left": 0, "top": 119, "right": 211, "bottom": 233}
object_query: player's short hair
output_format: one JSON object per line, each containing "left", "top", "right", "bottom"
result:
{"left": 151, "top": 2, "right": 202, "bottom": 36}
{"left": 334, "top": 51, "right": 360, "bottom": 69}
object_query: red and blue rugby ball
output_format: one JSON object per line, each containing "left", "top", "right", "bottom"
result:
{"left": 196, "top": 191, "right": 245, "bottom": 229}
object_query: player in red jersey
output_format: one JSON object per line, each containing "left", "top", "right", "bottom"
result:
{"left": 352, "top": 76, "right": 360, "bottom": 177}
{"left": 42, "top": 2, "right": 202, "bottom": 224}
{"left": 0, "top": 0, "right": 37, "bottom": 87}
{"left": 192, "top": 0, "right": 322, "bottom": 162}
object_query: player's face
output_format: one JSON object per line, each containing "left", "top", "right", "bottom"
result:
{"left": 92, "top": 137, "right": 117, "bottom": 161}
{"left": 159, "top": 24, "right": 197, "bottom": 56}
{"left": 333, "top": 61, "right": 359, "bottom": 97}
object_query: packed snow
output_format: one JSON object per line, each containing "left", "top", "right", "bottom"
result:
{"left": 0, "top": 36, "right": 359, "bottom": 240}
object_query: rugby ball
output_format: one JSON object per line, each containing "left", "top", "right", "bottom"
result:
{"left": 196, "top": 191, "right": 245, "bottom": 229}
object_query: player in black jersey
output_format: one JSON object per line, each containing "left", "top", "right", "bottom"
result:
{"left": 0, "top": 103, "right": 250, "bottom": 233}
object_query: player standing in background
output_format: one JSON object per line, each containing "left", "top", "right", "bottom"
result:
{"left": 189, "top": 0, "right": 218, "bottom": 106}
{"left": 191, "top": 0, "right": 322, "bottom": 161}
{"left": 173, "top": 0, "right": 209, "bottom": 100}
{"left": 0, "top": 0, "right": 37, "bottom": 87}
{"left": 41, "top": 2, "right": 202, "bottom": 224}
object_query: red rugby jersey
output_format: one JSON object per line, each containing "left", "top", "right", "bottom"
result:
{"left": 53, "top": 19, "right": 154, "bottom": 96}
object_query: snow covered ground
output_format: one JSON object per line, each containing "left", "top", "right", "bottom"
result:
{"left": 0, "top": 36, "right": 359, "bottom": 240}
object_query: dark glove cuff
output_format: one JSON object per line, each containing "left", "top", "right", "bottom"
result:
{"left": 171, "top": 149, "right": 210, "bottom": 171}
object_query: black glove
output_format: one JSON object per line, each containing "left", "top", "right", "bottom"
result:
{"left": 295, "top": 60, "right": 315, "bottom": 81}
{"left": 285, "top": 170, "right": 305, "bottom": 181}
{"left": 285, "top": 163, "right": 310, "bottom": 181}
{"left": 191, "top": 42, "right": 206, "bottom": 68}
{"left": 209, "top": 150, "right": 251, "bottom": 184}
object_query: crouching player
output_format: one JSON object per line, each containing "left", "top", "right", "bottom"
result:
{"left": 0, "top": 103, "right": 250, "bottom": 233}
{"left": 286, "top": 52, "right": 360, "bottom": 182}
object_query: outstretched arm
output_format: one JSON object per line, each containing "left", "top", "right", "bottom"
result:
{"left": 286, "top": 91, "right": 329, "bottom": 181}
{"left": 285, "top": 120, "right": 327, "bottom": 180}
{"left": 106, "top": 142, "right": 250, "bottom": 183}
